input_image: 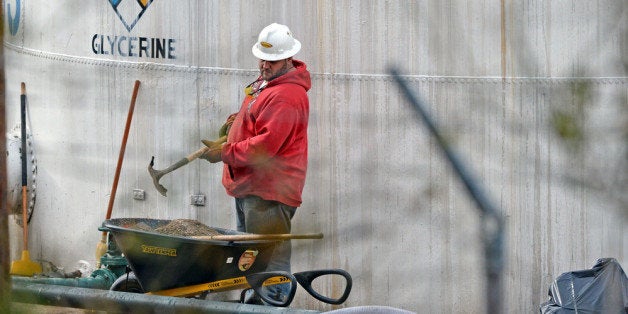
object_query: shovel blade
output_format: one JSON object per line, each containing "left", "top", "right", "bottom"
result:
{"left": 10, "top": 250, "right": 42, "bottom": 277}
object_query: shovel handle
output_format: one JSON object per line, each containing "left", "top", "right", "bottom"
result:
{"left": 20, "top": 83, "right": 27, "bottom": 187}
{"left": 20, "top": 83, "right": 28, "bottom": 249}
{"left": 105, "top": 80, "right": 140, "bottom": 221}
{"left": 191, "top": 233, "right": 324, "bottom": 242}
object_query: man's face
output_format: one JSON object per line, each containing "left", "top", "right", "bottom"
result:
{"left": 258, "top": 58, "right": 292, "bottom": 81}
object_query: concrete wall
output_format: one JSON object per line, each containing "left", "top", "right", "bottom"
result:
{"left": 4, "top": 0, "right": 627, "bottom": 312}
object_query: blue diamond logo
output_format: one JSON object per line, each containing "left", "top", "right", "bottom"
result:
{"left": 108, "top": 0, "right": 154, "bottom": 32}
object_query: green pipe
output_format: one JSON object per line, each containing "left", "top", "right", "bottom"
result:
{"left": 11, "top": 269, "right": 117, "bottom": 290}
{"left": 12, "top": 282, "right": 319, "bottom": 313}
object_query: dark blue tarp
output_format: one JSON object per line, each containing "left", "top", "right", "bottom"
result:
{"left": 540, "top": 258, "right": 628, "bottom": 313}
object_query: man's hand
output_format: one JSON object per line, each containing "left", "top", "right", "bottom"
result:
{"left": 200, "top": 137, "right": 226, "bottom": 163}
{"left": 219, "top": 113, "right": 237, "bottom": 137}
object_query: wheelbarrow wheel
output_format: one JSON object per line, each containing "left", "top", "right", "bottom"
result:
{"left": 110, "top": 272, "right": 145, "bottom": 293}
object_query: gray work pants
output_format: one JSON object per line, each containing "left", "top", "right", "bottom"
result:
{"left": 235, "top": 195, "right": 296, "bottom": 274}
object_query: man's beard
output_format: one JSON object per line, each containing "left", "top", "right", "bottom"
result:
{"left": 263, "top": 61, "right": 290, "bottom": 81}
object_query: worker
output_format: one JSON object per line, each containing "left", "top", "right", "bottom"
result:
{"left": 201, "top": 22, "right": 311, "bottom": 304}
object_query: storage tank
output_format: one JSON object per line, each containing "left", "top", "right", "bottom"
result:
{"left": 4, "top": 1, "right": 626, "bottom": 312}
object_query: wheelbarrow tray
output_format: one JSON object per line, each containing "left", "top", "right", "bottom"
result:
{"left": 102, "top": 218, "right": 278, "bottom": 292}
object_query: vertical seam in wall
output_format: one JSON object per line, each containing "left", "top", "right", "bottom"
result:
{"left": 500, "top": 0, "right": 507, "bottom": 80}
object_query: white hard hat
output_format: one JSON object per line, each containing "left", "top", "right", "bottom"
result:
{"left": 252, "top": 23, "right": 301, "bottom": 61}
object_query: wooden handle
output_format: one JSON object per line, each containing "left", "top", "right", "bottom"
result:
{"left": 105, "top": 80, "right": 140, "bottom": 222}
{"left": 191, "top": 233, "right": 324, "bottom": 242}
{"left": 186, "top": 135, "right": 227, "bottom": 161}
{"left": 22, "top": 187, "right": 28, "bottom": 250}
{"left": 186, "top": 146, "right": 210, "bottom": 161}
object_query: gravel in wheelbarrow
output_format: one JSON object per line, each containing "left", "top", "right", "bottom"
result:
{"left": 102, "top": 218, "right": 279, "bottom": 292}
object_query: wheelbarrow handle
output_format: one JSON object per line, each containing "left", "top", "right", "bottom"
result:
{"left": 191, "top": 233, "right": 323, "bottom": 241}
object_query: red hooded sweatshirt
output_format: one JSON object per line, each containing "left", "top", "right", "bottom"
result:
{"left": 220, "top": 60, "right": 311, "bottom": 207}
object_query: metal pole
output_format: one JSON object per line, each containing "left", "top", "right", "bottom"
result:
{"left": 12, "top": 282, "right": 317, "bottom": 314}
{"left": 0, "top": 5, "right": 11, "bottom": 312}
{"left": 390, "top": 67, "right": 505, "bottom": 314}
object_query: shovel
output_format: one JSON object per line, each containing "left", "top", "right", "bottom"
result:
{"left": 10, "top": 82, "right": 42, "bottom": 276}
{"left": 95, "top": 80, "right": 141, "bottom": 267}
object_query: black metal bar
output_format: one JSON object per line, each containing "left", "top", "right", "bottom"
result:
{"left": 20, "top": 87, "right": 26, "bottom": 189}
{"left": 390, "top": 67, "right": 505, "bottom": 314}
{"left": 0, "top": 14, "right": 10, "bottom": 311}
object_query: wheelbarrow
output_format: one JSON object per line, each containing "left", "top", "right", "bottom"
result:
{"left": 101, "top": 218, "right": 351, "bottom": 307}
